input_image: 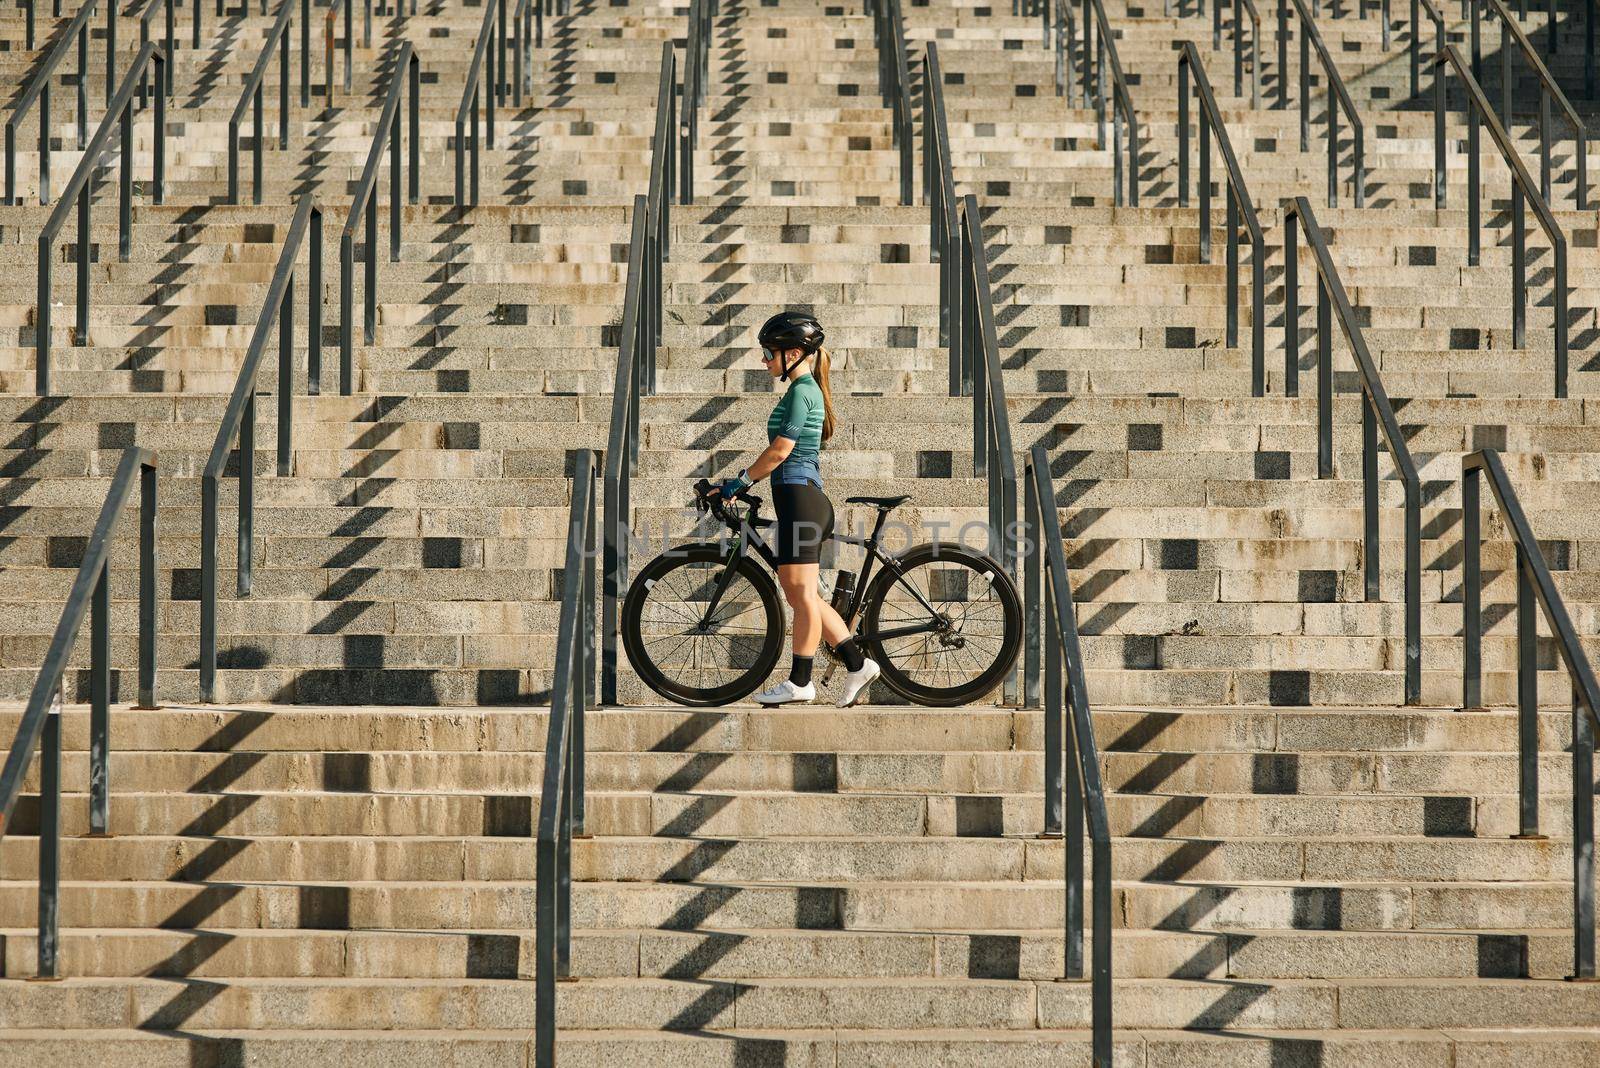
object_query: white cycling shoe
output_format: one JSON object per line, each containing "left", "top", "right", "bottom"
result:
{"left": 754, "top": 679, "right": 816, "bottom": 706}
{"left": 835, "top": 658, "right": 880, "bottom": 708}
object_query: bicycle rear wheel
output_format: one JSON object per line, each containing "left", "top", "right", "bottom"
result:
{"left": 622, "top": 543, "right": 786, "bottom": 707}
{"left": 858, "top": 542, "right": 1022, "bottom": 706}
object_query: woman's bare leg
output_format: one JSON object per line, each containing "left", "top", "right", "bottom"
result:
{"left": 778, "top": 563, "right": 852, "bottom": 655}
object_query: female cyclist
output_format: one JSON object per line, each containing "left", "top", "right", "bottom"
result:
{"left": 710, "top": 311, "right": 880, "bottom": 707}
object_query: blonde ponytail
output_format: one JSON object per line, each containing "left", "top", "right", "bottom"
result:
{"left": 814, "top": 347, "right": 838, "bottom": 443}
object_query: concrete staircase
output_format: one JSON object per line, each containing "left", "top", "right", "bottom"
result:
{"left": 4, "top": 700, "right": 1599, "bottom": 1063}
{"left": 0, "top": 0, "right": 1597, "bottom": 1062}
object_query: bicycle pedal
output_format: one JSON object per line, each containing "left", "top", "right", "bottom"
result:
{"left": 820, "top": 661, "right": 839, "bottom": 686}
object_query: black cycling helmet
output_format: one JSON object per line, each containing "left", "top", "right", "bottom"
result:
{"left": 758, "top": 311, "right": 825, "bottom": 380}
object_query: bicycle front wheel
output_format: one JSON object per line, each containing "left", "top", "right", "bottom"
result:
{"left": 858, "top": 542, "right": 1022, "bottom": 706}
{"left": 622, "top": 543, "right": 786, "bottom": 707}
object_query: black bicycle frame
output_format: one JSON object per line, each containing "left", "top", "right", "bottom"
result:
{"left": 695, "top": 499, "right": 945, "bottom": 648}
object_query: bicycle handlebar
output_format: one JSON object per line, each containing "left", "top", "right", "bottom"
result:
{"left": 693, "top": 477, "right": 762, "bottom": 527}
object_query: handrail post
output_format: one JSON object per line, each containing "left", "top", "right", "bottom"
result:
{"left": 106, "top": 0, "right": 116, "bottom": 108}
{"left": 201, "top": 475, "right": 217, "bottom": 702}
{"left": 1091, "top": 833, "right": 1113, "bottom": 1065}
{"left": 1226, "top": 195, "right": 1239, "bottom": 348}
{"left": 1278, "top": 0, "right": 1289, "bottom": 108}
{"left": 1555, "top": 238, "right": 1568, "bottom": 399}
{"left": 1354, "top": 125, "right": 1364, "bottom": 207}
{"left": 239, "top": 393, "right": 255, "bottom": 597}
{"left": 310, "top": 207, "right": 323, "bottom": 395}
{"left": 1061, "top": 591, "right": 1084, "bottom": 973}
{"left": 279, "top": 11, "right": 290, "bottom": 152}
{"left": 76, "top": 190, "right": 89, "bottom": 348}
{"left": 1251, "top": 230, "right": 1264, "bottom": 396}
{"left": 410, "top": 53, "right": 420, "bottom": 203}
{"left": 1512, "top": 184, "right": 1525, "bottom": 348}
{"left": 1199, "top": 113, "right": 1211, "bottom": 264}
{"left": 36, "top": 231, "right": 50, "bottom": 395}
{"left": 137, "top": 461, "right": 158, "bottom": 710}
{"left": 38, "top": 690, "right": 61, "bottom": 978}
{"left": 1434, "top": 52, "right": 1446, "bottom": 206}
{"left": 1467, "top": 102, "right": 1480, "bottom": 267}
{"left": 88, "top": 565, "right": 110, "bottom": 837}
{"left": 1300, "top": 19, "right": 1310, "bottom": 152}
{"left": 253, "top": 83, "right": 264, "bottom": 205}
{"left": 1361, "top": 400, "right": 1378, "bottom": 602}
{"left": 1178, "top": 57, "right": 1190, "bottom": 206}
{"left": 1410, "top": 0, "right": 1419, "bottom": 95}
{"left": 339, "top": 230, "right": 353, "bottom": 395}
{"left": 1576, "top": 694, "right": 1597, "bottom": 978}
{"left": 1042, "top": 505, "right": 1063, "bottom": 837}
{"left": 1284, "top": 209, "right": 1299, "bottom": 397}
{"left": 1461, "top": 462, "right": 1482, "bottom": 709}
{"left": 1316, "top": 276, "right": 1331, "bottom": 478}
{"left": 279, "top": 271, "right": 295, "bottom": 477}
{"left": 1328, "top": 102, "right": 1338, "bottom": 206}
{"left": 1023, "top": 456, "right": 1042, "bottom": 709}
{"left": 1515, "top": 546, "right": 1540, "bottom": 837}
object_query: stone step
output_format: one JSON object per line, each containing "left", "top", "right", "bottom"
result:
{"left": 1, "top": 974, "right": 1597, "bottom": 1032}
{"left": 0, "top": 874, "right": 1566, "bottom": 931}
{"left": 3, "top": 923, "right": 1578, "bottom": 979}
{"left": 3, "top": 1026, "right": 1598, "bottom": 1068}
{"left": 0, "top": 830, "right": 1569, "bottom": 884}
{"left": 3, "top": 785, "right": 1595, "bottom": 840}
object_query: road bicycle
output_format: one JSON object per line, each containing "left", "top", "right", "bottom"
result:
{"left": 621, "top": 479, "right": 1023, "bottom": 707}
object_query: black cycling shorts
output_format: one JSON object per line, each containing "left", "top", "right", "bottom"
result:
{"left": 771, "top": 482, "right": 835, "bottom": 566}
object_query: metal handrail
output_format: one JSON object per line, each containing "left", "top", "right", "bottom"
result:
{"left": 321, "top": 0, "right": 353, "bottom": 105}
{"left": 645, "top": 40, "right": 675, "bottom": 358}
{"left": 1409, "top": 0, "right": 1446, "bottom": 99}
{"left": 199, "top": 197, "right": 323, "bottom": 704}
{"left": 339, "top": 40, "right": 420, "bottom": 395}
{"left": 1433, "top": 45, "right": 1569, "bottom": 396}
{"left": 0, "top": 448, "right": 158, "bottom": 979}
{"left": 923, "top": 43, "right": 963, "bottom": 393}
{"left": 35, "top": 42, "right": 166, "bottom": 398}
{"left": 1177, "top": 41, "right": 1266, "bottom": 395}
{"left": 535, "top": 447, "right": 597, "bottom": 1068}
{"left": 869, "top": 0, "right": 914, "bottom": 205}
{"left": 1022, "top": 442, "right": 1112, "bottom": 1066}
{"left": 600, "top": 43, "right": 674, "bottom": 706}
{"left": 1215, "top": 0, "right": 1261, "bottom": 104}
{"left": 1079, "top": 0, "right": 1142, "bottom": 205}
{"left": 453, "top": 0, "right": 531, "bottom": 206}
{"left": 1476, "top": 0, "right": 1587, "bottom": 208}
{"left": 228, "top": 0, "right": 310, "bottom": 205}
{"left": 1461, "top": 448, "right": 1600, "bottom": 979}
{"left": 1050, "top": 0, "right": 1074, "bottom": 97}
{"left": 133, "top": 0, "right": 175, "bottom": 101}
{"left": 961, "top": 193, "right": 1020, "bottom": 703}
{"left": 5, "top": 0, "right": 112, "bottom": 204}
{"left": 1282, "top": 196, "right": 1421, "bottom": 705}
{"left": 1278, "top": 0, "right": 1366, "bottom": 207}
{"left": 680, "top": 0, "right": 716, "bottom": 203}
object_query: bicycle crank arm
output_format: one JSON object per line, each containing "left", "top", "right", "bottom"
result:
{"left": 818, "top": 644, "right": 841, "bottom": 686}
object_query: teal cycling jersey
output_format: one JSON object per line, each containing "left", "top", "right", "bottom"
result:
{"left": 767, "top": 373, "right": 825, "bottom": 487}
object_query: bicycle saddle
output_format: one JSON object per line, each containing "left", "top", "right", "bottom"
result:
{"left": 845, "top": 494, "right": 913, "bottom": 510}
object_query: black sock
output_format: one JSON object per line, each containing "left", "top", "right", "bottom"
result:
{"left": 789, "top": 655, "right": 814, "bottom": 687}
{"left": 835, "top": 638, "right": 865, "bottom": 673}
